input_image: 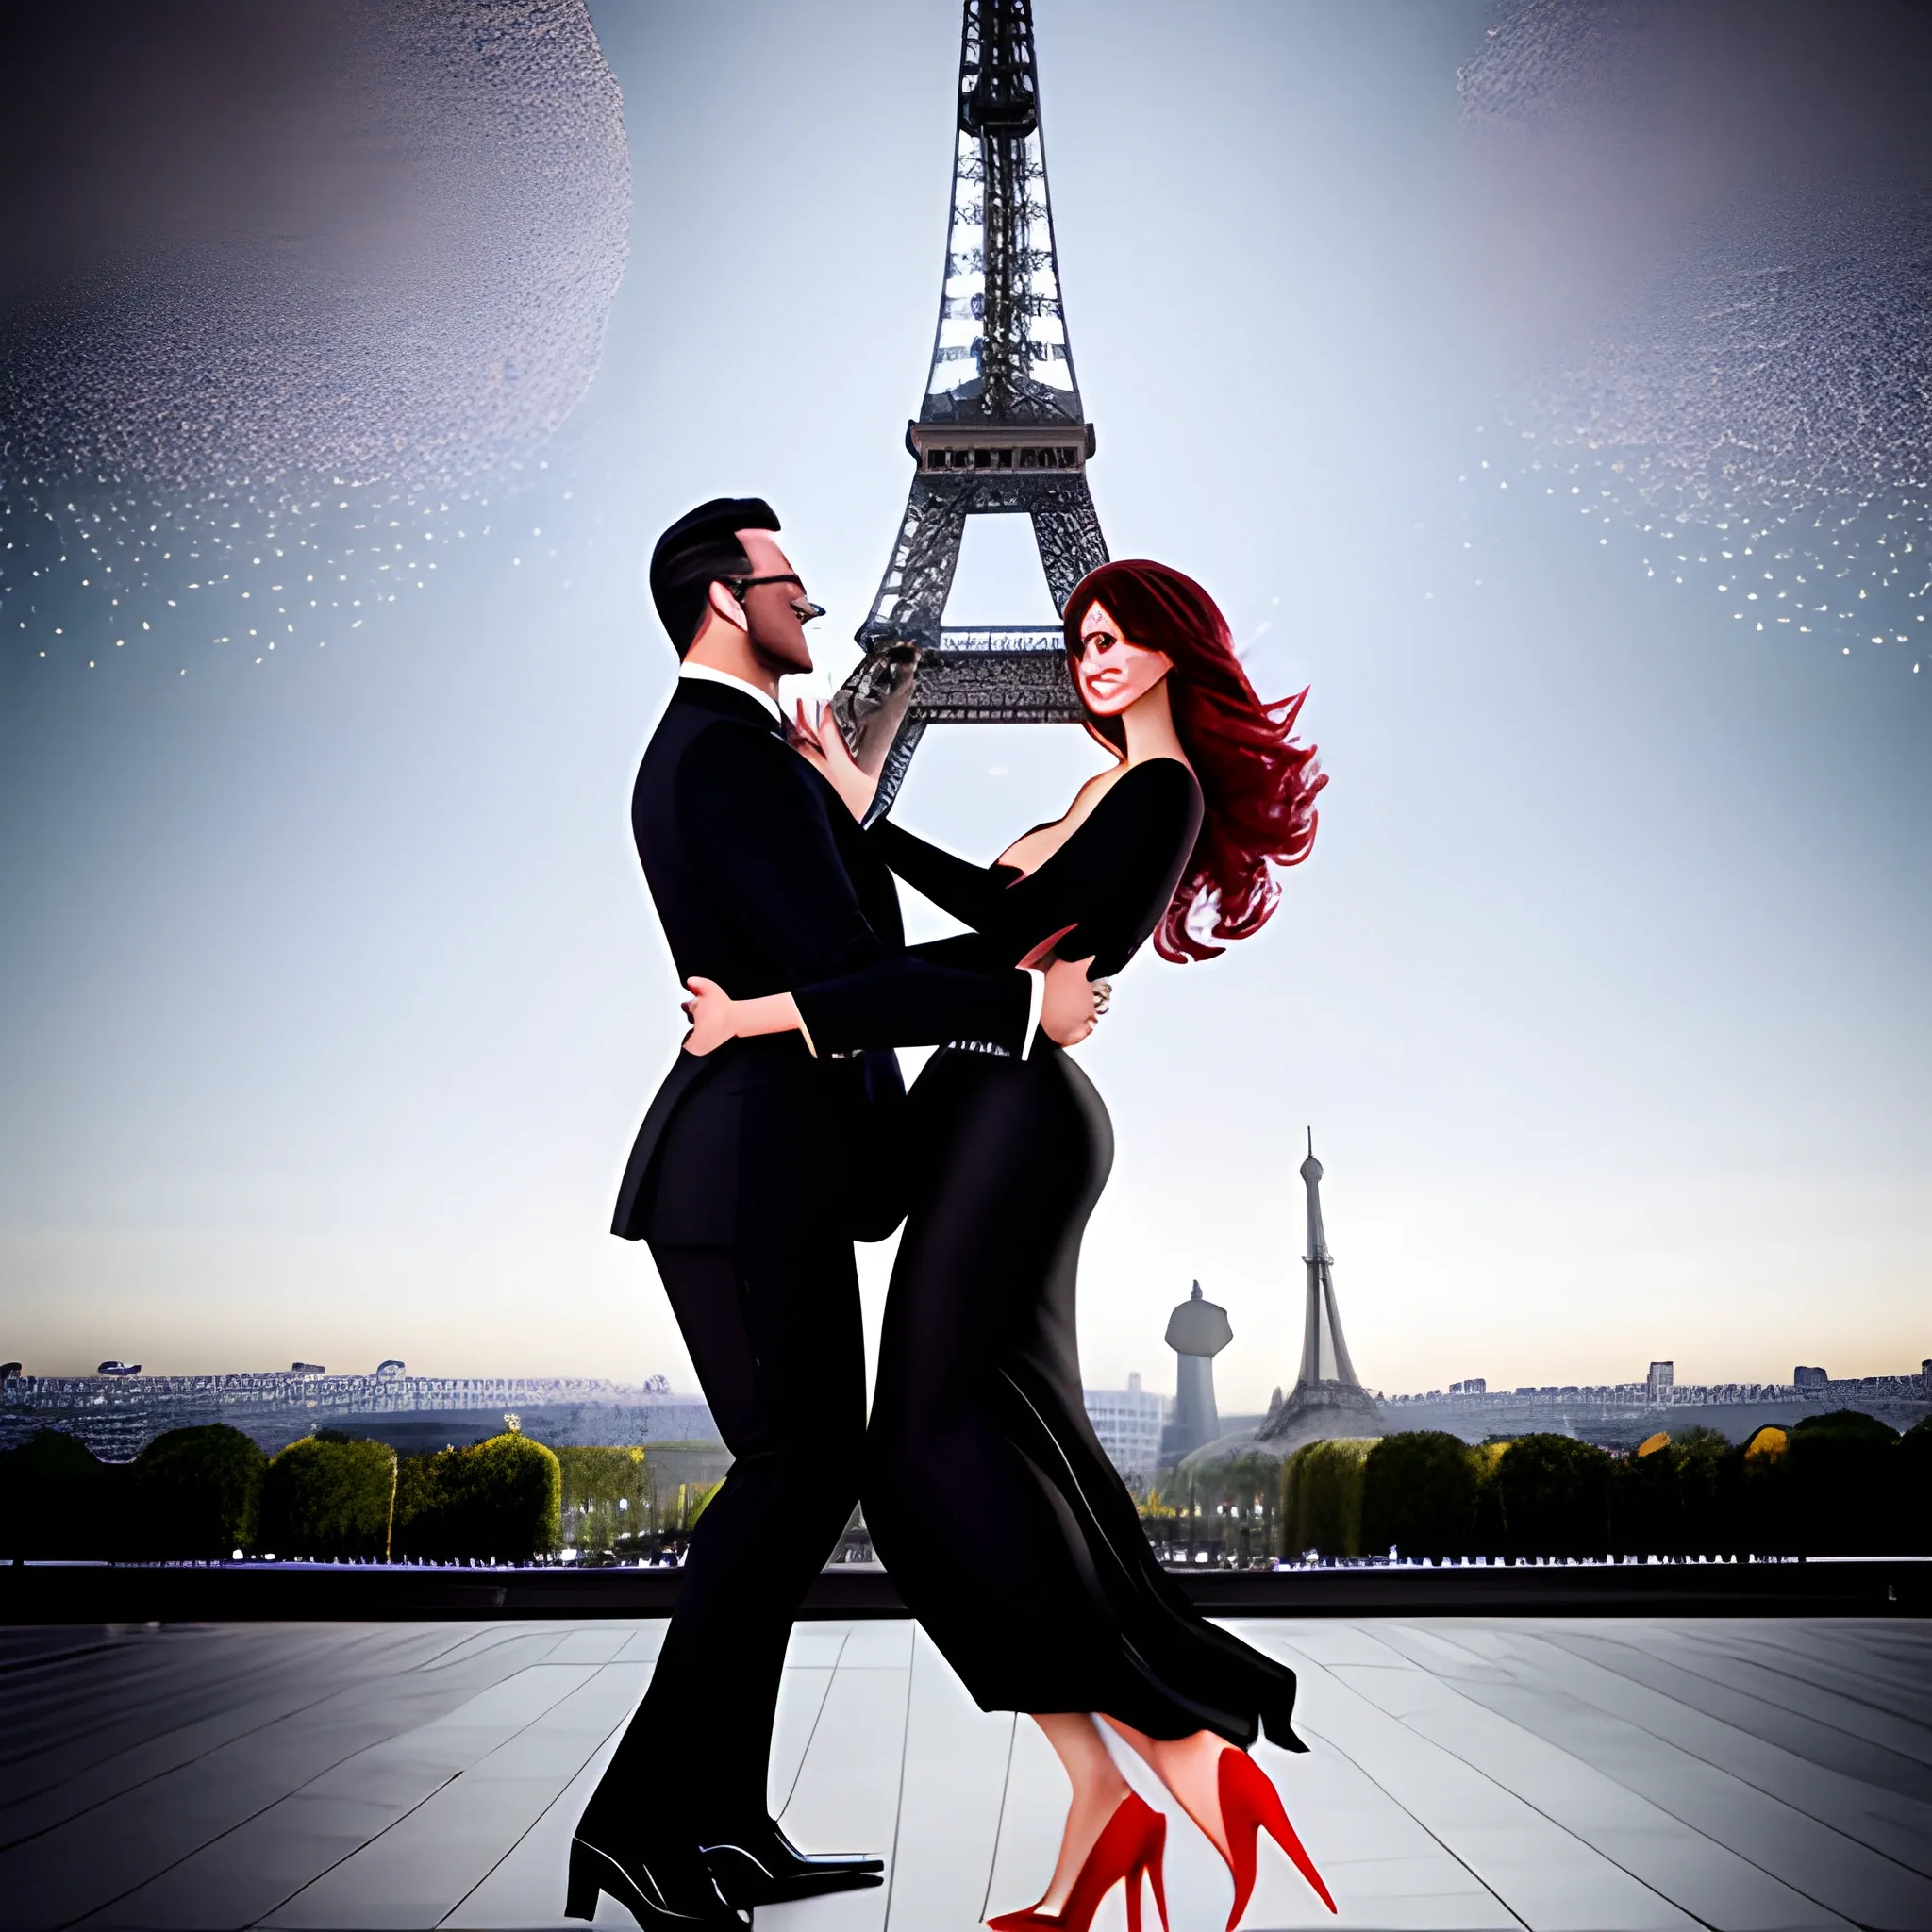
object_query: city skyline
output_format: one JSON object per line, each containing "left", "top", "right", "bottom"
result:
{"left": 3, "top": 2, "right": 1927, "bottom": 1411}
{"left": 8, "top": 1349, "right": 1924, "bottom": 1480}
{"left": 8, "top": 1347, "right": 1925, "bottom": 1408}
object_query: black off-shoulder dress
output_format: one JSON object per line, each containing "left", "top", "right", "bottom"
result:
{"left": 862, "top": 758, "right": 1306, "bottom": 1750}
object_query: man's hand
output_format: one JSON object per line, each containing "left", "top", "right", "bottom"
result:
{"left": 790, "top": 700, "right": 879, "bottom": 823}
{"left": 682, "top": 979, "right": 807, "bottom": 1054}
{"left": 681, "top": 976, "right": 738, "bottom": 1056}
{"left": 1041, "top": 956, "right": 1101, "bottom": 1046}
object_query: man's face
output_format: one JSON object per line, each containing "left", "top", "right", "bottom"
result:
{"left": 729, "top": 527, "right": 817, "bottom": 675}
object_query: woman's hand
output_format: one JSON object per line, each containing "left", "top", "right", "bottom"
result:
{"left": 681, "top": 976, "right": 739, "bottom": 1056}
{"left": 1041, "top": 956, "right": 1103, "bottom": 1046}
{"left": 791, "top": 701, "right": 879, "bottom": 823}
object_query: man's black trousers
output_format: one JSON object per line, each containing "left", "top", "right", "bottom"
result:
{"left": 590, "top": 1230, "right": 867, "bottom": 1836}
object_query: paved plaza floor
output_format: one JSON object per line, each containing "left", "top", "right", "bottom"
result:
{"left": 1, "top": 1616, "right": 1926, "bottom": 1931}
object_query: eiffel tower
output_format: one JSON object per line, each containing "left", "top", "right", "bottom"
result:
{"left": 1254, "top": 1131, "right": 1386, "bottom": 1456}
{"left": 836, "top": 0, "right": 1107, "bottom": 817}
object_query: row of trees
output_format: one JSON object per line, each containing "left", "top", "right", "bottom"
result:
{"left": 1276, "top": 1411, "right": 1932, "bottom": 1561}
{"left": 0, "top": 1425, "right": 566, "bottom": 1563}
{"left": 8, "top": 1410, "right": 1921, "bottom": 1566}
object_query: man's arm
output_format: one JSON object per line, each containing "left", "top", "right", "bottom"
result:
{"left": 677, "top": 724, "right": 1038, "bottom": 1055}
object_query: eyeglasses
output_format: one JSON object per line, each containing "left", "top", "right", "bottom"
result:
{"left": 724, "top": 574, "right": 826, "bottom": 621}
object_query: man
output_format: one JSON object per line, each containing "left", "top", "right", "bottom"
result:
{"left": 570, "top": 499, "right": 1096, "bottom": 1927}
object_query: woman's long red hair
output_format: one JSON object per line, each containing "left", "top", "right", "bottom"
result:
{"left": 1062, "top": 559, "right": 1325, "bottom": 963}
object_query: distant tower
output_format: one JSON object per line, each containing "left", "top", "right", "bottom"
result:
{"left": 1162, "top": 1282, "right": 1232, "bottom": 1462}
{"left": 1256, "top": 1132, "right": 1384, "bottom": 1454}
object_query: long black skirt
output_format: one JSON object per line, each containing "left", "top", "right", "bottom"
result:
{"left": 863, "top": 1043, "right": 1304, "bottom": 1750}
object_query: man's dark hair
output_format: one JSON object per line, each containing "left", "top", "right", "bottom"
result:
{"left": 649, "top": 496, "right": 781, "bottom": 656}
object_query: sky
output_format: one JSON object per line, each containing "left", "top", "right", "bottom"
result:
{"left": 2, "top": 1, "right": 1927, "bottom": 1414}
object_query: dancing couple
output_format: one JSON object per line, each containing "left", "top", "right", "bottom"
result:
{"left": 572, "top": 497, "right": 1331, "bottom": 1929}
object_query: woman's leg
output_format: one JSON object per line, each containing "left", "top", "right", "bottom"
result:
{"left": 1029, "top": 1713, "right": 1131, "bottom": 1913}
{"left": 1100, "top": 1720, "right": 1230, "bottom": 1859}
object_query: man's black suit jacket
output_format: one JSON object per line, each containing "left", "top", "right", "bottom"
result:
{"left": 611, "top": 677, "right": 1033, "bottom": 1247}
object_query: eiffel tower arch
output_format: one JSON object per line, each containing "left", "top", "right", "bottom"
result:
{"left": 836, "top": 0, "right": 1107, "bottom": 817}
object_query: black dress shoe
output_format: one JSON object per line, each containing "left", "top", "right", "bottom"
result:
{"left": 701, "top": 1817, "right": 886, "bottom": 1907}
{"left": 566, "top": 1828, "right": 749, "bottom": 1926}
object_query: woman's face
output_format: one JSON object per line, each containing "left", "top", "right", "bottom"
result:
{"left": 1074, "top": 600, "right": 1174, "bottom": 717}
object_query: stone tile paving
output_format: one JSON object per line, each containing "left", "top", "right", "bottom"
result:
{"left": 0, "top": 1617, "right": 1922, "bottom": 1930}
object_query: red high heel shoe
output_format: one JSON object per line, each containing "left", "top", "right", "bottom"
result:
{"left": 1217, "top": 1748, "right": 1335, "bottom": 1925}
{"left": 987, "top": 1789, "right": 1169, "bottom": 1932}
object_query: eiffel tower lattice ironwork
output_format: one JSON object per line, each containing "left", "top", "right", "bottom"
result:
{"left": 836, "top": 0, "right": 1107, "bottom": 818}
{"left": 1255, "top": 1130, "right": 1386, "bottom": 1453}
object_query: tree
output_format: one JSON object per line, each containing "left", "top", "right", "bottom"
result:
{"left": 259, "top": 1435, "right": 397, "bottom": 1559}
{"left": 1613, "top": 1425, "right": 1737, "bottom": 1559}
{"left": 1899, "top": 1416, "right": 1932, "bottom": 1556}
{"left": 1670, "top": 1427, "right": 1739, "bottom": 1556}
{"left": 393, "top": 1433, "right": 560, "bottom": 1562}
{"left": 1787, "top": 1409, "right": 1899, "bottom": 1555}
{"left": 1360, "top": 1431, "right": 1482, "bottom": 1560}
{"left": 0, "top": 1430, "right": 122, "bottom": 1557}
{"left": 1615, "top": 1430, "right": 1678, "bottom": 1557}
{"left": 1281, "top": 1440, "right": 1377, "bottom": 1558}
{"left": 132, "top": 1424, "right": 266, "bottom": 1558}
{"left": 557, "top": 1446, "right": 647, "bottom": 1554}
{"left": 1491, "top": 1434, "right": 1613, "bottom": 1559}
{"left": 1738, "top": 1424, "right": 1792, "bottom": 1554}
{"left": 1178, "top": 1449, "right": 1278, "bottom": 1565}
{"left": 392, "top": 1448, "right": 461, "bottom": 1559}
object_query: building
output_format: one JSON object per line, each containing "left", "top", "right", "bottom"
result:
{"left": 1450, "top": 1377, "right": 1487, "bottom": 1395}
{"left": 0, "top": 1369, "right": 713, "bottom": 1460}
{"left": 1647, "top": 1360, "right": 1674, "bottom": 1404}
{"left": 1380, "top": 1367, "right": 1930, "bottom": 1449}
{"left": 1082, "top": 1373, "right": 1172, "bottom": 1488}
{"left": 1160, "top": 1284, "right": 1232, "bottom": 1462}
{"left": 1794, "top": 1365, "right": 1828, "bottom": 1391}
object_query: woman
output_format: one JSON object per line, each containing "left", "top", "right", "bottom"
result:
{"left": 682, "top": 560, "right": 1332, "bottom": 1931}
